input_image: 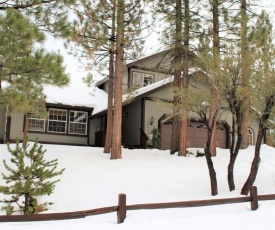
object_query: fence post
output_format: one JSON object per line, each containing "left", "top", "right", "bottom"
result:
{"left": 250, "top": 186, "right": 258, "bottom": 211}
{"left": 117, "top": 193, "right": 127, "bottom": 224}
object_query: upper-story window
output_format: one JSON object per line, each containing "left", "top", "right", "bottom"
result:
{"left": 132, "top": 71, "right": 155, "bottom": 88}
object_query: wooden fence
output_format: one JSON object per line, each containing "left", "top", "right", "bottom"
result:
{"left": 0, "top": 186, "right": 275, "bottom": 223}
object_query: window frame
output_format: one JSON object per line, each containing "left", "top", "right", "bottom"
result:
{"left": 69, "top": 111, "right": 88, "bottom": 135}
{"left": 28, "top": 114, "right": 46, "bottom": 132}
{"left": 47, "top": 108, "right": 68, "bottom": 134}
{"left": 26, "top": 107, "right": 90, "bottom": 136}
{"left": 248, "top": 128, "right": 254, "bottom": 145}
{"left": 132, "top": 71, "right": 155, "bottom": 88}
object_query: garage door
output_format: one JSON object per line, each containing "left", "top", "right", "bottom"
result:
{"left": 160, "top": 121, "right": 227, "bottom": 150}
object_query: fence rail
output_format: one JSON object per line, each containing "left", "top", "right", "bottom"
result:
{"left": 0, "top": 186, "right": 273, "bottom": 223}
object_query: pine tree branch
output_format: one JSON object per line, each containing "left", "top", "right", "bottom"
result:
{"left": 0, "top": 0, "right": 58, "bottom": 10}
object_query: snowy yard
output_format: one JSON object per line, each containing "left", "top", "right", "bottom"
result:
{"left": 1, "top": 143, "right": 275, "bottom": 229}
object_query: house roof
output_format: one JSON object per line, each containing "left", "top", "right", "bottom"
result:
{"left": 125, "top": 48, "right": 171, "bottom": 67}
{"left": 94, "top": 48, "right": 172, "bottom": 87}
{"left": 91, "top": 68, "right": 201, "bottom": 117}
{"left": 43, "top": 79, "right": 108, "bottom": 114}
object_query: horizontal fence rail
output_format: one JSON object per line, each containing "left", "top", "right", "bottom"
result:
{"left": 126, "top": 197, "right": 252, "bottom": 210}
{"left": 0, "top": 206, "right": 118, "bottom": 222}
{"left": 0, "top": 186, "right": 274, "bottom": 223}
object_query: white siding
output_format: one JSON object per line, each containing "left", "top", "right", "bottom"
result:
{"left": 9, "top": 111, "right": 88, "bottom": 145}
{"left": 144, "top": 100, "right": 172, "bottom": 141}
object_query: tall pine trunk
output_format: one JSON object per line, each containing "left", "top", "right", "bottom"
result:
{"left": 240, "top": 0, "right": 249, "bottom": 149}
{"left": 208, "top": 0, "right": 220, "bottom": 157}
{"left": 170, "top": 0, "right": 182, "bottom": 155}
{"left": 179, "top": 0, "right": 189, "bottom": 156}
{"left": 104, "top": 0, "right": 116, "bottom": 154}
{"left": 111, "top": 0, "right": 124, "bottom": 159}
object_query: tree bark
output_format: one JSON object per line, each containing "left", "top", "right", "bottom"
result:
{"left": 241, "top": 95, "right": 275, "bottom": 195}
{"left": 205, "top": 136, "right": 218, "bottom": 196}
{"left": 170, "top": 0, "right": 182, "bottom": 155}
{"left": 241, "top": 125, "right": 263, "bottom": 195}
{"left": 179, "top": 0, "right": 189, "bottom": 157}
{"left": 24, "top": 193, "right": 29, "bottom": 215}
{"left": 23, "top": 113, "right": 29, "bottom": 148}
{"left": 104, "top": 0, "right": 116, "bottom": 154}
{"left": 204, "top": 111, "right": 218, "bottom": 195}
{"left": 240, "top": 0, "right": 249, "bottom": 149}
{"left": 111, "top": 0, "right": 124, "bottom": 159}
{"left": 227, "top": 122, "right": 242, "bottom": 191}
{"left": 208, "top": 0, "right": 220, "bottom": 157}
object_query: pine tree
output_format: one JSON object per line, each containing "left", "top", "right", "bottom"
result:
{"left": 188, "top": 86, "right": 218, "bottom": 195}
{"left": 154, "top": 0, "right": 200, "bottom": 156}
{"left": 111, "top": 0, "right": 124, "bottom": 159}
{"left": 0, "top": 9, "right": 70, "bottom": 139}
{"left": 69, "top": 0, "right": 148, "bottom": 157}
{"left": 0, "top": 139, "right": 65, "bottom": 215}
{"left": 239, "top": 0, "right": 250, "bottom": 149}
{"left": 0, "top": 0, "right": 75, "bottom": 37}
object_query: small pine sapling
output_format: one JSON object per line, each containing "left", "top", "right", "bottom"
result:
{"left": 0, "top": 139, "right": 65, "bottom": 215}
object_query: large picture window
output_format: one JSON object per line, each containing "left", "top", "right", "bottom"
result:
{"left": 132, "top": 71, "right": 154, "bottom": 88}
{"left": 47, "top": 109, "right": 67, "bottom": 133}
{"left": 28, "top": 114, "right": 46, "bottom": 132}
{"left": 27, "top": 108, "right": 89, "bottom": 136}
{"left": 69, "top": 111, "right": 88, "bottom": 135}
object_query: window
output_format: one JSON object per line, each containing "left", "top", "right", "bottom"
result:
{"left": 47, "top": 109, "right": 67, "bottom": 133}
{"left": 28, "top": 114, "right": 46, "bottom": 132}
{"left": 27, "top": 108, "right": 89, "bottom": 136}
{"left": 132, "top": 71, "right": 154, "bottom": 88}
{"left": 248, "top": 128, "right": 254, "bottom": 145}
{"left": 69, "top": 111, "right": 88, "bottom": 135}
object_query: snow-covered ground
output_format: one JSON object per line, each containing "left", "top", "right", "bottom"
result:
{"left": 1, "top": 143, "right": 275, "bottom": 229}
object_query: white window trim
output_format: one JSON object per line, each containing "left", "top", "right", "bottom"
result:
{"left": 28, "top": 114, "right": 46, "bottom": 132}
{"left": 69, "top": 111, "right": 88, "bottom": 135}
{"left": 132, "top": 71, "right": 155, "bottom": 87}
{"left": 47, "top": 108, "right": 67, "bottom": 134}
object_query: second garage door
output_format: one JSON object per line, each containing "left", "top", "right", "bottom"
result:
{"left": 160, "top": 120, "right": 227, "bottom": 150}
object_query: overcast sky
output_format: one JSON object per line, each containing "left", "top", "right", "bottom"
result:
{"left": 45, "top": 1, "right": 275, "bottom": 85}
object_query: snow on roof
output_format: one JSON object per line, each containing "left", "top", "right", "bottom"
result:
{"left": 123, "top": 67, "right": 199, "bottom": 100}
{"left": 92, "top": 68, "right": 200, "bottom": 116}
{"left": 43, "top": 79, "right": 108, "bottom": 114}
